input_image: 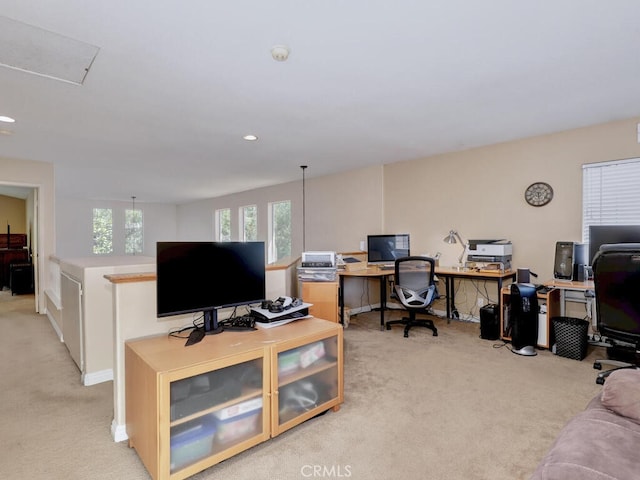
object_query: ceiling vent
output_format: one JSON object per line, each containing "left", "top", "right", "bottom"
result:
{"left": 0, "top": 15, "right": 99, "bottom": 85}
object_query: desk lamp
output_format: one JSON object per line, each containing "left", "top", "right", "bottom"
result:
{"left": 443, "top": 230, "right": 467, "bottom": 268}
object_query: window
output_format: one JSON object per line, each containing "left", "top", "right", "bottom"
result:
{"left": 93, "top": 208, "right": 113, "bottom": 254}
{"left": 215, "top": 208, "right": 231, "bottom": 241}
{"left": 268, "top": 200, "right": 291, "bottom": 263}
{"left": 125, "top": 208, "right": 143, "bottom": 254}
{"left": 240, "top": 205, "right": 257, "bottom": 241}
{"left": 582, "top": 157, "right": 640, "bottom": 243}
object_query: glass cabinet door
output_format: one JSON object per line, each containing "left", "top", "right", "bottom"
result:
{"left": 275, "top": 335, "right": 340, "bottom": 430}
{"left": 168, "top": 357, "right": 265, "bottom": 474}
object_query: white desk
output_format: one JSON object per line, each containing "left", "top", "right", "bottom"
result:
{"left": 543, "top": 279, "right": 595, "bottom": 323}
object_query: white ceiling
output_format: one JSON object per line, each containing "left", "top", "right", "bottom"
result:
{"left": 0, "top": 1, "right": 639, "bottom": 204}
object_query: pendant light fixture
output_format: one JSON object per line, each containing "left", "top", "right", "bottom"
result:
{"left": 300, "top": 165, "right": 308, "bottom": 252}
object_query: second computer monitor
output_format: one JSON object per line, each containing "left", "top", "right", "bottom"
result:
{"left": 367, "top": 234, "right": 410, "bottom": 266}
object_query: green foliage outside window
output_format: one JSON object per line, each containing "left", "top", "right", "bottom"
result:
{"left": 273, "top": 201, "right": 291, "bottom": 260}
{"left": 218, "top": 208, "right": 231, "bottom": 241}
{"left": 243, "top": 205, "right": 257, "bottom": 241}
{"left": 125, "top": 209, "right": 143, "bottom": 254}
{"left": 93, "top": 208, "right": 113, "bottom": 254}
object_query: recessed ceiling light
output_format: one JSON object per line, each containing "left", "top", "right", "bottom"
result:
{"left": 243, "top": 134, "right": 258, "bottom": 141}
{"left": 0, "top": 115, "right": 15, "bottom": 123}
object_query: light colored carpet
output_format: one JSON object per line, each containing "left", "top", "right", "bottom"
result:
{"left": 0, "top": 291, "right": 602, "bottom": 479}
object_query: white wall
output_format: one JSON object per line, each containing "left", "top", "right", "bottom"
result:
{"left": 177, "top": 165, "right": 384, "bottom": 257}
{"left": 384, "top": 117, "right": 640, "bottom": 282}
{"left": 56, "top": 197, "right": 178, "bottom": 258}
{"left": 15, "top": 115, "right": 637, "bottom": 320}
{"left": 174, "top": 117, "right": 640, "bottom": 318}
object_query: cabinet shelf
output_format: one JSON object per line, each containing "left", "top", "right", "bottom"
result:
{"left": 278, "top": 357, "right": 338, "bottom": 387}
{"left": 169, "top": 388, "right": 263, "bottom": 428}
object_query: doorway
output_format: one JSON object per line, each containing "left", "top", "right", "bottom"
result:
{"left": 0, "top": 184, "right": 39, "bottom": 312}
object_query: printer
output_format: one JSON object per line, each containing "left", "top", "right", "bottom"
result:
{"left": 466, "top": 239, "right": 512, "bottom": 270}
{"left": 301, "top": 251, "right": 336, "bottom": 268}
{"left": 298, "top": 251, "right": 337, "bottom": 282}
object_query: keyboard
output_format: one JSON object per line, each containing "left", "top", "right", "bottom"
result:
{"left": 535, "top": 285, "right": 553, "bottom": 294}
{"left": 222, "top": 315, "right": 257, "bottom": 331}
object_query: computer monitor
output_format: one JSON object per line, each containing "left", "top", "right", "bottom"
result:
{"left": 156, "top": 241, "right": 266, "bottom": 334}
{"left": 366, "top": 234, "right": 410, "bottom": 266}
{"left": 588, "top": 225, "right": 640, "bottom": 265}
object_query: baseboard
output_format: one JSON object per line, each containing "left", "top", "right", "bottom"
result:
{"left": 46, "top": 310, "right": 64, "bottom": 341}
{"left": 348, "top": 304, "right": 479, "bottom": 322}
{"left": 82, "top": 369, "right": 113, "bottom": 386}
{"left": 111, "top": 419, "right": 128, "bottom": 443}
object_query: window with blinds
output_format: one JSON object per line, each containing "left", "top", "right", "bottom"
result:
{"left": 582, "top": 157, "right": 640, "bottom": 243}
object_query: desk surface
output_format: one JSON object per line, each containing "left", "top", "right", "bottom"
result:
{"left": 339, "top": 265, "right": 517, "bottom": 279}
{"left": 435, "top": 267, "right": 516, "bottom": 279}
{"left": 544, "top": 279, "right": 594, "bottom": 290}
{"left": 338, "top": 266, "right": 395, "bottom": 277}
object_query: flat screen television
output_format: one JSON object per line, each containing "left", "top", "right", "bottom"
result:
{"left": 588, "top": 225, "right": 640, "bottom": 265}
{"left": 367, "top": 234, "right": 410, "bottom": 265}
{"left": 156, "top": 241, "right": 266, "bottom": 334}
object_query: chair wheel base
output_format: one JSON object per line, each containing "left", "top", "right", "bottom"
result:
{"left": 593, "top": 362, "right": 602, "bottom": 370}
{"left": 596, "top": 376, "right": 605, "bottom": 385}
{"left": 386, "top": 317, "right": 438, "bottom": 339}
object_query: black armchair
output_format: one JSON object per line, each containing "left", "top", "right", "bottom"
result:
{"left": 592, "top": 243, "right": 640, "bottom": 384}
{"left": 385, "top": 256, "right": 439, "bottom": 338}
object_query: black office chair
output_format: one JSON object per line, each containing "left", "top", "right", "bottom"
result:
{"left": 385, "top": 256, "right": 439, "bottom": 338}
{"left": 592, "top": 243, "right": 640, "bottom": 384}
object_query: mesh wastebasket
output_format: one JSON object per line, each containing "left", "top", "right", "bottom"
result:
{"left": 552, "top": 317, "right": 589, "bottom": 360}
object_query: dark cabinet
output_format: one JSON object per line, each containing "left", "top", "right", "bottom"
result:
{"left": 10, "top": 263, "right": 34, "bottom": 295}
{"left": 0, "top": 249, "right": 30, "bottom": 289}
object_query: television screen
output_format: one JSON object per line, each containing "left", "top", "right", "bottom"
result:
{"left": 588, "top": 225, "right": 640, "bottom": 265}
{"left": 156, "top": 241, "right": 266, "bottom": 333}
{"left": 367, "top": 234, "right": 410, "bottom": 265}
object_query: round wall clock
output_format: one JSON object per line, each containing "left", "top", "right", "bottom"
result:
{"left": 524, "top": 182, "right": 554, "bottom": 207}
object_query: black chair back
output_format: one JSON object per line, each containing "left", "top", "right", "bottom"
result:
{"left": 593, "top": 243, "right": 640, "bottom": 347}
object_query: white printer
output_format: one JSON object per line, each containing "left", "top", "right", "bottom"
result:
{"left": 466, "top": 240, "right": 512, "bottom": 270}
{"left": 298, "top": 251, "right": 337, "bottom": 282}
{"left": 301, "top": 251, "right": 336, "bottom": 268}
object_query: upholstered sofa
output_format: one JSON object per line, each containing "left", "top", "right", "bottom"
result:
{"left": 530, "top": 369, "right": 640, "bottom": 480}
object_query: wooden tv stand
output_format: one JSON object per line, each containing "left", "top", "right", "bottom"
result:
{"left": 125, "top": 317, "right": 343, "bottom": 480}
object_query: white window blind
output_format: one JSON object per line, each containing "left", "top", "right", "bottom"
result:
{"left": 582, "top": 157, "right": 640, "bottom": 243}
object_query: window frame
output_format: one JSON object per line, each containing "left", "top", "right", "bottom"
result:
{"left": 215, "top": 208, "right": 231, "bottom": 241}
{"left": 92, "top": 207, "right": 113, "bottom": 255}
{"left": 125, "top": 207, "right": 144, "bottom": 255}
{"left": 239, "top": 204, "right": 258, "bottom": 242}
{"left": 268, "top": 199, "right": 291, "bottom": 263}
{"left": 582, "top": 157, "right": 640, "bottom": 244}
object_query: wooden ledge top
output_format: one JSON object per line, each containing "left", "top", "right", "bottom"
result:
{"left": 104, "top": 273, "right": 156, "bottom": 283}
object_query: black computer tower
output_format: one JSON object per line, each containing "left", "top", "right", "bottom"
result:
{"left": 10, "top": 263, "right": 34, "bottom": 295}
{"left": 554, "top": 242, "right": 588, "bottom": 281}
{"left": 480, "top": 303, "right": 500, "bottom": 340}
